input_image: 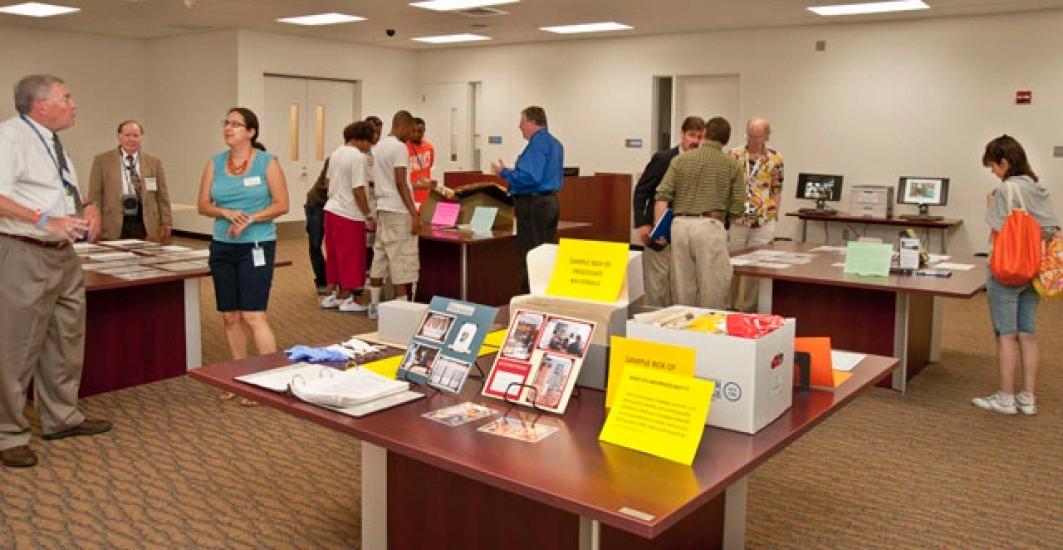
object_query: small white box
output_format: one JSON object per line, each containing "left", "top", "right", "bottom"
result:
{"left": 627, "top": 306, "right": 794, "bottom": 434}
{"left": 850, "top": 185, "right": 893, "bottom": 218}
{"left": 510, "top": 244, "right": 644, "bottom": 390}
{"left": 378, "top": 300, "right": 429, "bottom": 347}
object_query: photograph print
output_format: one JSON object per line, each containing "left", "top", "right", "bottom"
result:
{"left": 903, "top": 177, "right": 943, "bottom": 202}
{"left": 416, "top": 310, "right": 456, "bottom": 343}
{"left": 501, "top": 311, "right": 545, "bottom": 360}
{"left": 537, "top": 317, "right": 593, "bottom": 357}
{"left": 427, "top": 355, "right": 473, "bottom": 393}
{"left": 399, "top": 342, "right": 441, "bottom": 382}
{"left": 529, "top": 353, "right": 575, "bottom": 410}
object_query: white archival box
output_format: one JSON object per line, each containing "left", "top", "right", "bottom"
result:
{"left": 508, "top": 243, "right": 644, "bottom": 390}
{"left": 378, "top": 300, "right": 430, "bottom": 347}
{"left": 627, "top": 306, "right": 794, "bottom": 434}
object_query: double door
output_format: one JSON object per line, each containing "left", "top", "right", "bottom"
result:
{"left": 262, "top": 75, "right": 360, "bottom": 222}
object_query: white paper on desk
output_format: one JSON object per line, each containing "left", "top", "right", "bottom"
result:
{"left": 96, "top": 264, "right": 156, "bottom": 275}
{"left": 160, "top": 245, "right": 192, "bottom": 252}
{"left": 934, "top": 262, "right": 975, "bottom": 271}
{"left": 831, "top": 350, "right": 865, "bottom": 372}
{"left": 730, "top": 258, "right": 756, "bottom": 266}
{"left": 747, "top": 249, "right": 786, "bottom": 257}
{"left": 752, "top": 261, "right": 792, "bottom": 269}
{"left": 73, "top": 242, "right": 107, "bottom": 253}
{"left": 812, "top": 245, "right": 848, "bottom": 253}
{"left": 112, "top": 269, "right": 171, "bottom": 280}
{"left": 831, "top": 262, "right": 846, "bottom": 267}
{"left": 101, "top": 239, "right": 152, "bottom": 249}
{"left": 87, "top": 251, "right": 138, "bottom": 262}
{"left": 928, "top": 254, "right": 951, "bottom": 263}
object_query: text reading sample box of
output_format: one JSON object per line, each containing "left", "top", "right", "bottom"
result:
{"left": 509, "top": 242, "right": 644, "bottom": 390}
{"left": 627, "top": 306, "right": 795, "bottom": 434}
{"left": 482, "top": 309, "right": 596, "bottom": 414}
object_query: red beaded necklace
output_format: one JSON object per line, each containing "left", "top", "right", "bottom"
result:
{"left": 227, "top": 152, "right": 250, "bottom": 175}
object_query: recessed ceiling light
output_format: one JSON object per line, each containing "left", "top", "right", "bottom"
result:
{"left": 540, "top": 22, "right": 633, "bottom": 34}
{"left": 412, "top": 33, "right": 492, "bottom": 44}
{"left": 409, "top": 0, "right": 518, "bottom": 11}
{"left": 0, "top": 2, "right": 79, "bottom": 17}
{"left": 276, "top": 13, "right": 366, "bottom": 26}
{"left": 808, "top": 0, "right": 929, "bottom": 16}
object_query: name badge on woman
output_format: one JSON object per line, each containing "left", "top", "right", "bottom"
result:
{"left": 243, "top": 176, "right": 262, "bottom": 187}
{"left": 252, "top": 244, "right": 266, "bottom": 267}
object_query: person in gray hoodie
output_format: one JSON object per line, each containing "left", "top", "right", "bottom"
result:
{"left": 973, "top": 134, "right": 1059, "bottom": 416}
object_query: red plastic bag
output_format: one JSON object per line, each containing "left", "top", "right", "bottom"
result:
{"left": 1034, "top": 232, "right": 1063, "bottom": 298}
{"left": 990, "top": 181, "right": 1042, "bottom": 286}
{"left": 725, "top": 313, "right": 786, "bottom": 339}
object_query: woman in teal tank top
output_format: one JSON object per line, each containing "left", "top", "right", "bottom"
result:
{"left": 197, "top": 108, "right": 289, "bottom": 403}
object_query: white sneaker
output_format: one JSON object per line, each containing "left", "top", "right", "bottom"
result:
{"left": 320, "top": 293, "right": 343, "bottom": 309}
{"left": 367, "top": 303, "right": 379, "bottom": 320}
{"left": 972, "top": 391, "right": 1018, "bottom": 414}
{"left": 1015, "top": 391, "right": 1037, "bottom": 415}
{"left": 339, "top": 297, "right": 368, "bottom": 313}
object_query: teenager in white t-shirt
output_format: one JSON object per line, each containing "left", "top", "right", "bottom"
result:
{"left": 321, "top": 121, "right": 376, "bottom": 313}
{"left": 366, "top": 110, "right": 419, "bottom": 320}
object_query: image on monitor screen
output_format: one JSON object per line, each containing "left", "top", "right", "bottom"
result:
{"left": 897, "top": 176, "right": 949, "bottom": 220}
{"left": 796, "top": 173, "right": 843, "bottom": 214}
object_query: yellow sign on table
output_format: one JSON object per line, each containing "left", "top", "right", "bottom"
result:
{"left": 359, "top": 355, "right": 403, "bottom": 379}
{"left": 482, "top": 329, "right": 507, "bottom": 349}
{"left": 606, "top": 336, "right": 696, "bottom": 409}
{"left": 546, "top": 238, "right": 630, "bottom": 303}
{"left": 599, "top": 369, "right": 715, "bottom": 466}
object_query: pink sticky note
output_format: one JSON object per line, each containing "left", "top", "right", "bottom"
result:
{"left": 432, "top": 202, "right": 461, "bottom": 227}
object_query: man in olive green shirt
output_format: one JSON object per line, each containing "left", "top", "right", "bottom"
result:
{"left": 653, "top": 117, "right": 745, "bottom": 308}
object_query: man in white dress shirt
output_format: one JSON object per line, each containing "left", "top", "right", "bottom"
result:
{"left": 0, "top": 74, "right": 112, "bottom": 468}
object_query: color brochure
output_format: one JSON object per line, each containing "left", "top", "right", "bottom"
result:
{"left": 396, "top": 296, "right": 498, "bottom": 394}
{"left": 481, "top": 309, "right": 596, "bottom": 414}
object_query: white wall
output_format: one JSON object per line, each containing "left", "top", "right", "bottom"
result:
{"left": 145, "top": 30, "right": 239, "bottom": 233}
{"left": 0, "top": 25, "right": 145, "bottom": 185}
{"left": 416, "top": 10, "right": 1063, "bottom": 254}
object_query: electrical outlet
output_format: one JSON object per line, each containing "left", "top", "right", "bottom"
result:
{"left": 1054, "top": 146, "right": 1063, "bottom": 158}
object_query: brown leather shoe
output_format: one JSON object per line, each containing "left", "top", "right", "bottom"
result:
{"left": 1, "top": 445, "right": 38, "bottom": 468}
{"left": 43, "top": 418, "right": 113, "bottom": 440}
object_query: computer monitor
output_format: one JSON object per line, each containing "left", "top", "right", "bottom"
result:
{"left": 796, "top": 173, "right": 844, "bottom": 215}
{"left": 562, "top": 166, "right": 580, "bottom": 177}
{"left": 897, "top": 176, "right": 949, "bottom": 221}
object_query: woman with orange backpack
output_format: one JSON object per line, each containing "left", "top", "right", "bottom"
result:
{"left": 974, "top": 135, "right": 1060, "bottom": 415}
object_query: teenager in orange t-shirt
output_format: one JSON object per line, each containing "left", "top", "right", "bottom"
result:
{"left": 406, "top": 117, "right": 436, "bottom": 206}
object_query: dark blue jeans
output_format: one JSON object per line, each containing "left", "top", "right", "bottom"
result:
{"left": 305, "top": 204, "right": 326, "bottom": 288}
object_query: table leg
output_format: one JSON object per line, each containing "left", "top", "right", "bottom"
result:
{"left": 757, "top": 278, "right": 773, "bottom": 314}
{"left": 362, "top": 442, "right": 388, "bottom": 549}
{"left": 184, "top": 278, "right": 202, "bottom": 370}
{"left": 579, "top": 517, "right": 600, "bottom": 550}
{"left": 930, "top": 298, "right": 943, "bottom": 362}
{"left": 891, "top": 293, "right": 910, "bottom": 393}
{"left": 801, "top": 219, "right": 807, "bottom": 242}
{"left": 941, "top": 228, "right": 948, "bottom": 254}
{"left": 723, "top": 476, "right": 748, "bottom": 549}
{"left": 461, "top": 242, "right": 469, "bottom": 300}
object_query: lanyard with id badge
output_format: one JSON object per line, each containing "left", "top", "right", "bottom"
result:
{"left": 252, "top": 242, "right": 266, "bottom": 268}
{"left": 21, "top": 114, "right": 83, "bottom": 216}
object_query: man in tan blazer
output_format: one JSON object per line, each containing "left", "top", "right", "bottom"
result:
{"left": 88, "top": 120, "right": 172, "bottom": 241}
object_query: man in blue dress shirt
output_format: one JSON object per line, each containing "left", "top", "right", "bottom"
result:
{"left": 491, "top": 106, "right": 564, "bottom": 294}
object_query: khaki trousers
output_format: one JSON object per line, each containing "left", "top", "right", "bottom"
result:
{"left": 728, "top": 223, "right": 775, "bottom": 312}
{"left": 0, "top": 236, "right": 86, "bottom": 450}
{"left": 670, "top": 217, "right": 732, "bottom": 309}
{"left": 641, "top": 244, "right": 673, "bottom": 307}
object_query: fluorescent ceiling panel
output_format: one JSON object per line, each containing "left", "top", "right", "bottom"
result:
{"left": 808, "top": 0, "right": 929, "bottom": 16}
{"left": 412, "top": 33, "right": 492, "bottom": 44}
{"left": 540, "top": 21, "right": 633, "bottom": 34}
{"left": 409, "top": 0, "right": 518, "bottom": 11}
{"left": 276, "top": 13, "right": 366, "bottom": 26}
{"left": 0, "top": 2, "right": 79, "bottom": 17}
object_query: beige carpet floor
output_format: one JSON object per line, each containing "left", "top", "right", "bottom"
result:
{"left": 1, "top": 236, "right": 1060, "bottom": 548}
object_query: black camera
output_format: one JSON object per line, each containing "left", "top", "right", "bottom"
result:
{"left": 386, "top": 29, "right": 396, "bottom": 37}
{"left": 122, "top": 194, "right": 140, "bottom": 216}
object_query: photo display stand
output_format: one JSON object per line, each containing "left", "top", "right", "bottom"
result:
{"left": 481, "top": 308, "right": 596, "bottom": 414}
{"left": 396, "top": 296, "right": 498, "bottom": 394}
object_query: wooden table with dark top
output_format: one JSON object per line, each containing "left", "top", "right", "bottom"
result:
{"left": 190, "top": 348, "right": 898, "bottom": 549}
{"left": 80, "top": 245, "right": 290, "bottom": 397}
{"left": 732, "top": 241, "right": 985, "bottom": 392}
{"left": 786, "top": 211, "right": 964, "bottom": 253}
{"left": 416, "top": 220, "right": 593, "bottom": 306}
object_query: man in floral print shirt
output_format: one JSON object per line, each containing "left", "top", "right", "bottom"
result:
{"left": 728, "top": 118, "right": 783, "bottom": 311}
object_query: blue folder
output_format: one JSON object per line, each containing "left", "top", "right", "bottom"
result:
{"left": 649, "top": 208, "right": 674, "bottom": 243}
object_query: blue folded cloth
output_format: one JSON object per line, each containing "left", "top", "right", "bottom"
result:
{"left": 285, "top": 345, "right": 349, "bottom": 363}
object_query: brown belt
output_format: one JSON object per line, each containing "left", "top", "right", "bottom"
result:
{"left": 0, "top": 231, "right": 69, "bottom": 250}
{"left": 675, "top": 210, "right": 726, "bottom": 221}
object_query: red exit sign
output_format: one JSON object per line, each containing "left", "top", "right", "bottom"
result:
{"left": 1016, "top": 90, "right": 1032, "bottom": 104}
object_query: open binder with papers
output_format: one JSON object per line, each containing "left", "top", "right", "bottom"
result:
{"left": 235, "top": 362, "right": 424, "bottom": 417}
